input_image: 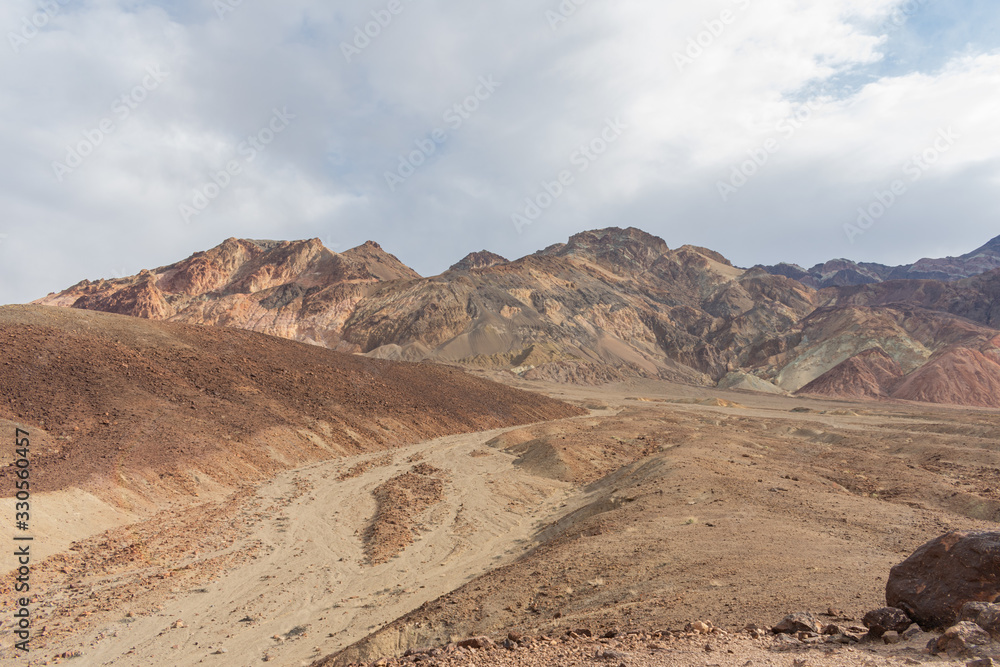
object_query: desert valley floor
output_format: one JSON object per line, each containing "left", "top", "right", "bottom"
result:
{"left": 3, "top": 375, "right": 999, "bottom": 666}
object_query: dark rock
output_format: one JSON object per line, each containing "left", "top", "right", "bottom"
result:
{"left": 863, "top": 607, "right": 913, "bottom": 637}
{"left": 882, "top": 630, "right": 901, "bottom": 644}
{"left": 927, "top": 622, "right": 991, "bottom": 657}
{"left": 887, "top": 530, "right": 1000, "bottom": 629}
{"left": 772, "top": 613, "right": 823, "bottom": 634}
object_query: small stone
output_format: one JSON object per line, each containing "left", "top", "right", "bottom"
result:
{"left": 171, "top": 620, "right": 185, "bottom": 629}
{"left": 882, "top": 630, "right": 901, "bottom": 644}
{"left": 689, "top": 621, "right": 712, "bottom": 634}
{"left": 966, "top": 658, "right": 998, "bottom": 667}
{"left": 773, "top": 613, "right": 823, "bottom": 634}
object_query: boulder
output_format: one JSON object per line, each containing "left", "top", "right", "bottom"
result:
{"left": 926, "top": 621, "right": 991, "bottom": 657}
{"left": 886, "top": 530, "right": 1000, "bottom": 629}
{"left": 862, "top": 607, "right": 912, "bottom": 637}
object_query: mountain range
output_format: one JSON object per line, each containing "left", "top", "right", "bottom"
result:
{"left": 35, "top": 227, "right": 1000, "bottom": 409}
{"left": 757, "top": 234, "right": 1000, "bottom": 288}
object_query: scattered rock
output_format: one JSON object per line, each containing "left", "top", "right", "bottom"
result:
{"left": 456, "top": 636, "right": 495, "bottom": 650}
{"left": 882, "top": 630, "right": 901, "bottom": 644}
{"left": 887, "top": 530, "right": 1000, "bottom": 629}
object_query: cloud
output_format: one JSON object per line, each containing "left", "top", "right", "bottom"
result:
{"left": 1, "top": 0, "right": 999, "bottom": 304}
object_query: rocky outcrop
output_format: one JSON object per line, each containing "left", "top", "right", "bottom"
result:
{"left": 886, "top": 530, "right": 1000, "bottom": 629}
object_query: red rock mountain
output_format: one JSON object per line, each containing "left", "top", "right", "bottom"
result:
{"left": 796, "top": 347, "right": 904, "bottom": 400}
{"left": 35, "top": 227, "right": 1000, "bottom": 410}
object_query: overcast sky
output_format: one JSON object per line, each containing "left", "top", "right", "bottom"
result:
{"left": 2, "top": 0, "right": 999, "bottom": 304}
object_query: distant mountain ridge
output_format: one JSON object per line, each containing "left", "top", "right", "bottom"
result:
{"left": 757, "top": 234, "right": 1000, "bottom": 288}
{"left": 34, "top": 227, "right": 1000, "bottom": 409}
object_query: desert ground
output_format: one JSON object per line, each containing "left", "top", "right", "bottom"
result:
{"left": 2, "top": 375, "right": 998, "bottom": 666}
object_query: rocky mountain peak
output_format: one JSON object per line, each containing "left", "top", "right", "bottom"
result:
{"left": 540, "top": 226, "right": 670, "bottom": 273}
{"left": 449, "top": 251, "right": 509, "bottom": 272}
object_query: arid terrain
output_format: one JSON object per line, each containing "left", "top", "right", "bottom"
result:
{"left": 3, "top": 365, "right": 999, "bottom": 665}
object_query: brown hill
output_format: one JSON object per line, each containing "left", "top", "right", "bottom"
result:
{"left": 890, "top": 346, "right": 1000, "bottom": 408}
{"left": 796, "top": 347, "right": 904, "bottom": 399}
{"left": 0, "top": 305, "right": 582, "bottom": 504}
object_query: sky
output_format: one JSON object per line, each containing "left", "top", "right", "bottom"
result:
{"left": 1, "top": 0, "right": 999, "bottom": 304}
